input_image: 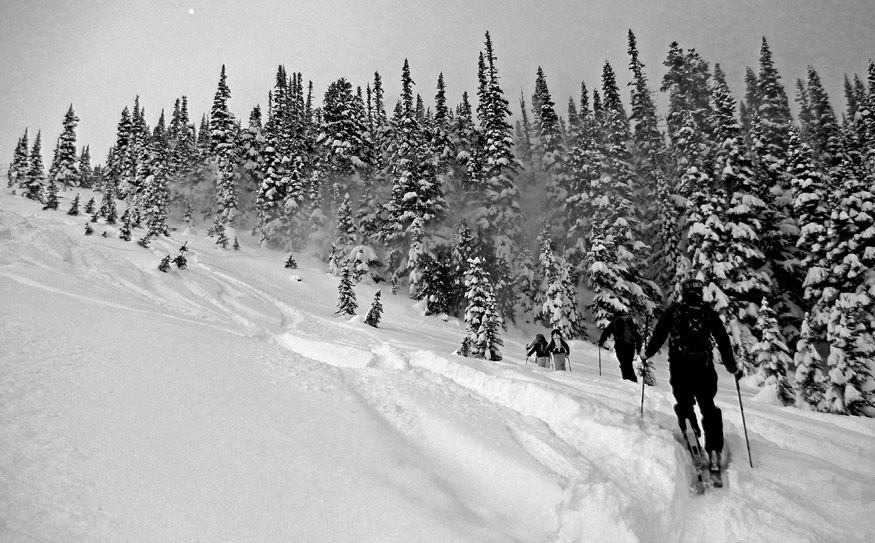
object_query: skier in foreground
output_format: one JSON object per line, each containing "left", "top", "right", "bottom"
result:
{"left": 642, "top": 278, "right": 742, "bottom": 484}
{"left": 597, "top": 312, "right": 642, "bottom": 382}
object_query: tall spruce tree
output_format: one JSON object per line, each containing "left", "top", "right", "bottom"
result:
{"left": 589, "top": 61, "right": 656, "bottom": 320}
{"left": 210, "top": 65, "right": 240, "bottom": 226}
{"left": 789, "top": 129, "right": 832, "bottom": 332}
{"left": 530, "top": 66, "right": 568, "bottom": 241}
{"left": 8, "top": 129, "right": 29, "bottom": 189}
{"left": 793, "top": 313, "right": 826, "bottom": 410}
{"left": 806, "top": 66, "right": 845, "bottom": 172}
{"left": 463, "top": 256, "right": 502, "bottom": 361}
{"left": 756, "top": 37, "right": 793, "bottom": 162}
{"left": 335, "top": 261, "right": 358, "bottom": 316}
{"left": 24, "top": 131, "right": 45, "bottom": 201}
{"left": 751, "top": 297, "right": 795, "bottom": 405}
{"left": 78, "top": 145, "right": 93, "bottom": 188}
{"left": 627, "top": 29, "right": 667, "bottom": 252}
{"left": 475, "top": 32, "right": 525, "bottom": 323}
{"left": 364, "top": 289, "right": 383, "bottom": 327}
{"left": 384, "top": 59, "right": 446, "bottom": 245}
{"left": 53, "top": 104, "right": 80, "bottom": 188}
{"left": 710, "top": 73, "right": 772, "bottom": 332}
{"left": 823, "top": 292, "right": 875, "bottom": 415}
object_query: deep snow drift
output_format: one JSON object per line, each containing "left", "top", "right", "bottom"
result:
{"left": 1, "top": 189, "right": 874, "bottom": 543}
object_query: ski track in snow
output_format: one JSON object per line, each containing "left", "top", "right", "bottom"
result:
{"left": 2, "top": 191, "right": 875, "bottom": 542}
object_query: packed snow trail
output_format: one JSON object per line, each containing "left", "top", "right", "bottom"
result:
{"left": 2, "top": 190, "right": 874, "bottom": 542}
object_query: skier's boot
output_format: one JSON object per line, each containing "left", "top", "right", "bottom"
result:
{"left": 709, "top": 450, "right": 723, "bottom": 487}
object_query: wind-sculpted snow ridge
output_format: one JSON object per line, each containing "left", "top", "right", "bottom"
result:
{"left": 271, "top": 322, "right": 875, "bottom": 543}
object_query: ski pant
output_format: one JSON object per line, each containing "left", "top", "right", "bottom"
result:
{"left": 535, "top": 356, "right": 550, "bottom": 368}
{"left": 616, "top": 343, "right": 637, "bottom": 382}
{"left": 669, "top": 357, "right": 724, "bottom": 454}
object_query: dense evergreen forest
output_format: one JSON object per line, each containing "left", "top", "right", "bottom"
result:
{"left": 6, "top": 31, "right": 874, "bottom": 417}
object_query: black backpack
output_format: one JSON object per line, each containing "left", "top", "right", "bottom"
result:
{"left": 670, "top": 302, "right": 713, "bottom": 357}
{"left": 616, "top": 316, "right": 636, "bottom": 345}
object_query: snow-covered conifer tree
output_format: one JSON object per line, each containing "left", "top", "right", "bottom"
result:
{"left": 317, "top": 77, "right": 374, "bottom": 192}
{"left": 53, "top": 104, "right": 80, "bottom": 188}
{"left": 212, "top": 215, "right": 229, "bottom": 249}
{"left": 333, "top": 192, "right": 356, "bottom": 254}
{"left": 141, "top": 139, "right": 170, "bottom": 237}
{"left": 158, "top": 255, "right": 172, "bottom": 273}
{"left": 473, "top": 32, "right": 525, "bottom": 323}
{"left": 99, "top": 178, "right": 119, "bottom": 224}
{"left": 42, "top": 176, "right": 60, "bottom": 210}
{"left": 108, "top": 106, "right": 135, "bottom": 197}
{"left": 794, "top": 313, "right": 826, "bottom": 410}
{"left": 384, "top": 59, "right": 446, "bottom": 244}
{"left": 210, "top": 65, "right": 240, "bottom": 226}
{"left": 78, "top": 145, "right": 93, "bottom": 188}
{"left": 8, "top": 129, "right": 29, "bottom": 189}
{"left": 751, "top": 297, "right": 795, "bottom": 405}
{"left": 406, "top": 215, "right": 427, "bottom": 299}
{"left": 543, "top": 259, "right": 586, "bottom": 340}
{"left": 119, "top": 208, "right": 133, "bottom": 241}
{"left": 710, "top": 73, "right": 772, "bottom": 325}
{"left": 822, "top": 293, "right": 875, "bottom": 415}
{"left": 67, "top": 193, "right": 81, "bottom": 216}
{"left": 805, "top": 67, "right": 844, "bottom": 172}
{"left": 335, "top": 261, "right": 358, "bottom": 316}
{"left": 627, "top": 29, "right": 667, "bottom": 255}
{"left": 756, "top": 38, "right": 793, "bottom": 162}
{"left": 530, "top": 66, "right": 568, "bottom": 240}
{"left": 364, "top": 289, "right": 383, "bottom": 327}
{"left": 789, "top": 129, "right": 832, "bottom": 331}
{"left": 585, "top": 62, "right": 656, "bottom": 322}
{"left": 24, "top": 131, "right": 45, "bottom": 201}
{"left": 137, "top": 233, "right": 153, "bottom": 248}
{"left": 462, "top": 257, "right": 501, "bottom": 360}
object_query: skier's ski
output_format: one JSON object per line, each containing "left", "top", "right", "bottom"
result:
{"left": 683, "top": 420, "right": 708, "bottom": 495}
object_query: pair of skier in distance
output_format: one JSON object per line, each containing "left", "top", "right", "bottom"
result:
{"left": 598, "top": 278, "right": 742, "bottom": 475}
{"left": 526, "top": 328, "right": 571, "bottom": 371}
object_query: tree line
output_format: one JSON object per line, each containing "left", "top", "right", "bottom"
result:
{"left": 6, "top": 31, "right": 874, "bottom": 416}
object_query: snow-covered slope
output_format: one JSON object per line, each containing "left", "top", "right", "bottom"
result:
{"left": 1, "top": 189, "right": 873, "bottom": 543}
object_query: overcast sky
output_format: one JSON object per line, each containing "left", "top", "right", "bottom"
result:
{"left": 1, "top": 0, "right": 873, "bottom": 167}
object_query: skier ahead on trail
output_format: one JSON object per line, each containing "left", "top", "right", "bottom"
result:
{"left": 597, "top": 313, "right": 642, "bottom": 382}
{"left": 526, "top": 333, "right": 550, "bottom": 368}
{"left": 642, "top": 278, "right": 741, "bottom": 471}
{"left": 547, "top": 329, "right": 570, "bottom": 371}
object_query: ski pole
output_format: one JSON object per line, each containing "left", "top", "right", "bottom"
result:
{"left": 736, "top": 379, "right": 754, "bottom": 468}
{"left": 639, "top": 359, "right": 646, "bottom": 416}
{"left": 598, "top": 347, "right": 602, "bottom": 376}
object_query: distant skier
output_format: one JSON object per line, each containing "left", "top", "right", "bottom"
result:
{"left": 526, "top": 333, "right": 550, "bottom": 368}
{"left": 642, "top": 278, "right": 741, "bottom": 472}
{"left": 597, "top": 312, "right": 642, "bottom": 382}
{"left": 547, "top": 328, "right": 570, "bottom": 371}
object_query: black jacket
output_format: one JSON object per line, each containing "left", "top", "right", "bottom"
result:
{"left": 643, "top": 301, "right": 735, "bottom": 369}
{"left": 598, "top": 316, "right": 642, "bottom": 351}
{"left": 526, "top": 337, "right": 549, "bottom": 358}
